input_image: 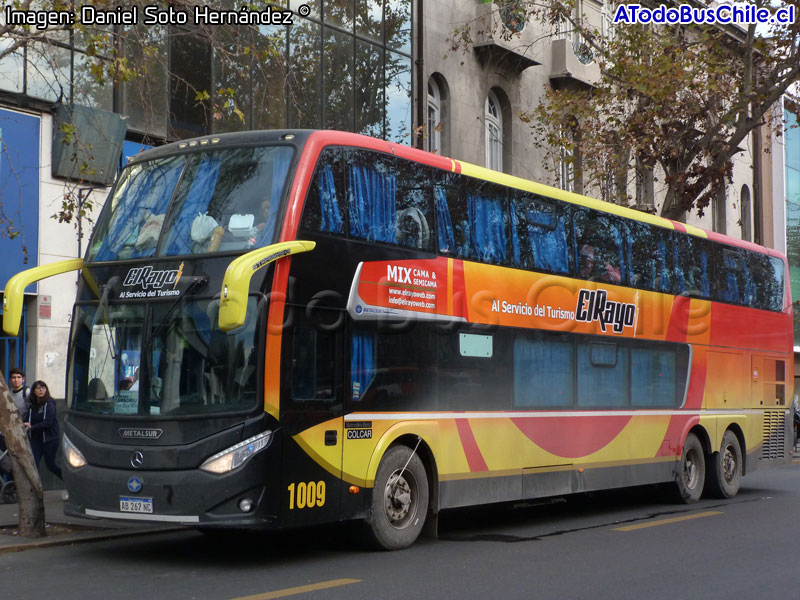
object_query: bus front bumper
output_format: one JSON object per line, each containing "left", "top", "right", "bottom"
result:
{"left": 63, "top": 458, "right": 279, "bottom": 528}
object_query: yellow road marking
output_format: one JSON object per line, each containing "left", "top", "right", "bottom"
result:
{"left": 614, "top": 511, "right": 722, "bottom": 531}
{"left": 230, "top": 579, "right": 362, "bottom": 600}
{"left": 230, "top": 579, "right": 361, "bottom": 600}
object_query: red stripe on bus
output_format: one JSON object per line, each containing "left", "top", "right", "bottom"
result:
{"left": 455, "top": 419, "right": 489, "bottom": 472}
{"left": 670, "top": 221, "right": 686, "bottom": 233}
{"left": 511, "top": 416, "right": 632, "bottom": 458}
{"left": 657, "top": 414, "right": 702, "bottom": 457}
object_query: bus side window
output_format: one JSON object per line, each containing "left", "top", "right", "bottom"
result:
{"left": 301, "top": 148, "right": 344, "bottom": 235}
{"left": 513, "top": 334, "right": 573, "bottom": 407}
{"left": 573, "top": 209, "right": 625, "bottom": 284}
{"left": 346, "top": 149, "right": 397, "bottom": 243}
{"left": 749, "top": 253, "right": 785, "bottom": 311}
{"left": 714, "top": 246, "right": 746, "bottom": 304}
{"left": 395, "top": 159, "right": 434, "bottom": 251}
{"left": 434, "top": 172, "right": 509, "bottom": 264}
{"left": 627, "top": 222, "right": 672, "bottom": 293}
{"left": 350, "top": 330, "right": 375, "bottom": 403}
{"left": 673, "top": 233, "right": 712, "bottom": 298}
{"left": 466, "top": 182, "right": 508, "bottom": 264}
{"left": 577, "top": 341, "right": 630, "bottom": 408}
{"left": 434, "top": 172, "right": 469, "bottom": 258}
{"left": 630, "top": 346, "right": 678, "bottom": 407}
{"left": 510, "top": 194, "right": 569, "bottom": 274}
{"left": 291, "top": 327, "right": 335, "bottom": 402}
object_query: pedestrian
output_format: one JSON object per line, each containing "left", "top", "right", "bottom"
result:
{"left": 23, "top": 380, "right": 62, "bottom": 480}
{"left": 8, "top": 367, "right": 30, "bottom": 417}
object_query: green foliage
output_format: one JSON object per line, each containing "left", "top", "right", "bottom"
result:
{"left": 515, "top": 0, "right": 800, "bottom": 218}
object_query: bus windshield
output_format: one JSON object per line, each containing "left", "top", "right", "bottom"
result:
{"left": 69, "top": 297, "right": 261, "bottom": 417}
{"left": 87, "top": 145, "right": 294, "bottom": 261}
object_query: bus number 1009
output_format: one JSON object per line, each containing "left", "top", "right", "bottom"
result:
{"left": 287, "top": 481, "right": 326, "bottom": 510}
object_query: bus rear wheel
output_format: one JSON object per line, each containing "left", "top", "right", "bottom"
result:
{"left": 673, "top": 433, "right": 704, "bottom": 503}
{"left": 366, "top": 445, "right": 429, "bottom": 550}
{"left": 705, "top": 430, "right": 742, "bottom": 499}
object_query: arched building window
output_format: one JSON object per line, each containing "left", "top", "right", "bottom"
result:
{"left": 740, "top": 185, "right": 752, "bottom": 241}
{"left": 485, "top": 90, "right": 503, "bottom": 171}
{"left": 713, "top": 186, "right": 727, "bottom": 235}
{"left": 427, "top": 78, "right": 441, "bottom": 154}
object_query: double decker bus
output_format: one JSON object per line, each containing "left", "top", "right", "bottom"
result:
{"left": 3, "top": 130, "right": 793, "bottom": 550}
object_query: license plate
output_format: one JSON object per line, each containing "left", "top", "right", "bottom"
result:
{"left": 119, "top": 496, "right": 153, "bottom": 514}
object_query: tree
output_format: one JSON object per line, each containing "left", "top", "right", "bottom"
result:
{"left": 543, "top": 0, "right": 800, "bottom": 219}
{"left": 457, "top": 0, "right": 800, "bottom": 219}
{"left": 0, "top": 373, "right": 45, "bottom": 537}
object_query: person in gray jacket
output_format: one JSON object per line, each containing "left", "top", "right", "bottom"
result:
{"left": 8, "top": 367, "right": 30, "bottom": 417}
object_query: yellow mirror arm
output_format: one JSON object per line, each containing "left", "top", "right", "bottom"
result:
{"left": 2, "top": 258, "right": 84, "bottom": 336}
{"left": 219, "top": 241, "right": 316, "bottom": 331}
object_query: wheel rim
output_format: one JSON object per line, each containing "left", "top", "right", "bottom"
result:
{"left": 383, "top": 469, "right": 417, "bottom": 529}
{"left": 721, "top": 444, "right": 737, "bottom": 484}
{"left": 683, "top": 447, "right": 700, "bottom": 490}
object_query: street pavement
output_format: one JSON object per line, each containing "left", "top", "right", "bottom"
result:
{"left": 2, "top": 446, "right": 799, "bottom": 554}
{"left": 0, "top": 489, "right": 180, "bottom": 553}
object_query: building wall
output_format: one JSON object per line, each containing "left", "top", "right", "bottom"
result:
{"left": 784, "top": 99, "right": 800, "bottom": 348}
{"left": 26, "top": 113, "right": 107, "bottom": 397}
{"left": 422, "top": 0, "right": 758, "bottom": 240}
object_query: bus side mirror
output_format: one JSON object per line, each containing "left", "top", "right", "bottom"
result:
{"left": 218, "top": 240, "right": 316, "bottom": 331}
{"left": 2, "top": 258, "right": 85, "bottom": 336}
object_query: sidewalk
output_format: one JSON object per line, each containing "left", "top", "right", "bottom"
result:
{"left": 0, "top": 490, "right": 179, "bottom": 553}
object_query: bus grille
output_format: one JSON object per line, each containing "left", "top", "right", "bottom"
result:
{"left": 761, "top": 410, "right": 786, "bottom": 461}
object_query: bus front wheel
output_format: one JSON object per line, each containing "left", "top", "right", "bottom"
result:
{"left": 366, "top": 445, "right": 429, "bottom": 550}
{"left": 673, "top": 433, "right": 705, "bottom": 503}
{"left": 705, "top": 430, "right": 742, "bottom": 499}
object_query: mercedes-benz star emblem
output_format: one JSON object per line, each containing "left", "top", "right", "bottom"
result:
{"left": 130, "top": 450, "right": 144, "bottom": 469}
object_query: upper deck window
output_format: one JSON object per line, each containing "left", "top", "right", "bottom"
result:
{"left": 510, "top": 194, "right": 569, "bottom": 274}
{"left": 748, "top": 253, "right": 785, "bottom": 311}
{"left": 87, "top": 146, "right": 294, "bottom": 261}
{"left": 573, "top": 208, "right": 625, "bottom": 284}
{"left": 673, "top": 234, "right": 712, "bottom": 299}
{"left": 301, "top": 147, "right": 434, "bottom": 251}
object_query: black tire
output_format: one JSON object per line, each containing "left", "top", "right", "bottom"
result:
{"left": 1, "top": 480, "right": 17, "bottom": 504}
{"left": 705, "top": 430, "right": 742, "bottom": 499}
{"left": 366, "top": 445, "right": 429, "bottom": 551}
{"left": 673, "top": 433, "right": 705, "bottom": 503}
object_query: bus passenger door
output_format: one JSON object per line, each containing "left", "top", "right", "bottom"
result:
{"left": 280, "top": 321, "right": 344, "bottom": 527}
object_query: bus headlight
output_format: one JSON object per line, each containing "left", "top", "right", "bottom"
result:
{"left": 62, "top": 434, "right": 87, "bottom": 469}
{"left": 199, "top": 431, "right": 272, "bottom": 474}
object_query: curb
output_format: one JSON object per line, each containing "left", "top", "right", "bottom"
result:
{"left": 0, "top": 526, "right": 183, "bottom": 554}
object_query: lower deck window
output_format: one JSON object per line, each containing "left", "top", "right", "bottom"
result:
{"left": 513, "top": 332, "right": 688, "bottom": 410}
{"left": 578, "top": 342, "right": 629, "bottom": 408}
{"left": 514, "top": 337, "right": 573, "bottom": 407}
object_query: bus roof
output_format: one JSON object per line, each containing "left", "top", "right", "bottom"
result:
{"left": 128, "top": 129, "right": 785, "bottom": 261}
